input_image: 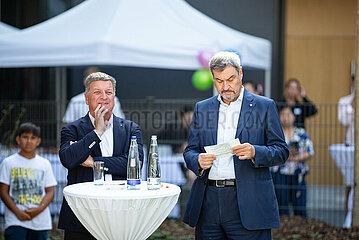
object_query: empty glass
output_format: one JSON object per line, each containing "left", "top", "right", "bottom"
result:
{"left": 93, "top": 161, "right": 105, "bottom": 185}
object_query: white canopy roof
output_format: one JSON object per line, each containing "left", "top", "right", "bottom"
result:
{"left": 0, "top": 22, "right": 18, "bottom": 35}
{"left": 0, "top": 0, "right": 271, "bottom": 70}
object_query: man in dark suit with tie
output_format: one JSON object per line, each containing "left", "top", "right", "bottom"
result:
{"left": 58, "top": 72, "right": 144, "bottom": 240}
{"left": 183, "top": 51, "right": 288, "bottom": 239}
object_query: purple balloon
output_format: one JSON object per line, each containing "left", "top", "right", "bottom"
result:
{"left": 197, "top": 49, "right": 215, "bottom": 69}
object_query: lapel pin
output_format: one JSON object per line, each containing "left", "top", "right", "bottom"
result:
{"left": 249, "top": 103, "right": 253, "bottom": 107}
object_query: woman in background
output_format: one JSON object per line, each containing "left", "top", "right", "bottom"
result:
{"left": 272, "top": 105, "right": 314, "bottom": 217}
{"left": 279, "top": 78, "right": 317, "bottom": 129}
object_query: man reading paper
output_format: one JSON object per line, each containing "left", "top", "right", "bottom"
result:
{"left": 183, "top": 51, "right": 288, "bottom": 239}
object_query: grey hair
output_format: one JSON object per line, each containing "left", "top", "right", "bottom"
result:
{"left": 209, "top": 51, "right": 242, "bottom": 74}
{"left": 84, "top": 72, "right": 116, "bottom": 93}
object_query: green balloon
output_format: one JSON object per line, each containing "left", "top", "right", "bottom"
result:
{"left": 192, "top": 69, "right": 213, "bottom": 91}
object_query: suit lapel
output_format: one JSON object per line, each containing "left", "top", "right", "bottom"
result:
{"left": 235, "top": 89, "right": 255, "bottom": 141}
{"left": 81, "top": 114, "right": 102, "bottom": 156}
{"left": 209, "top": 96, "right": 220, "bottom": 145}
{"left": 113, "top": 116, "right": 124, "bottom": 156}
{"left": 80, "top": 114, "right": 94, "bottom": 134}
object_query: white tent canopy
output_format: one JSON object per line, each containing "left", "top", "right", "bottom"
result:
{"left": 0, "top": 22, "right": 18, "bottom": 35}
{"left": 0, "top": 0, "right": 271, "bottom": 70}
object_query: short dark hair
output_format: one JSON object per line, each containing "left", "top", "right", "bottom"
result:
{"left": 180, "top": 104, "right": 194, "bottom": 116}
{"left": 244, "top": 81, "right": 257, "bottom": 89}
{"left": 17, "top": 122, "right": 40, "bottom": 137}
{"left": 277, "top": 102, "right": 294, "bottom": 115}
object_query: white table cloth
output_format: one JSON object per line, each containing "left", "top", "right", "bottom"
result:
{"left": 63, "top": 181, "right": 181, "bottom": 240}
{"left": 140, "top": 151, "right": 187, "bottom": 219}
{"left": 329, "top": 144, "right": 354, "bottom": 228}
{"left": 158, "top": 154, "right": 187, "bottom": 218}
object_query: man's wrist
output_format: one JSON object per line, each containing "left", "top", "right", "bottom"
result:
{"left": 250, "top": 145, "right": 255, "bottom": 164}
{"left": 251, "top": 145, "right": 256, "bottom": 158}
{"left": 94, "top": 129, "right": 103, "bottom": 137}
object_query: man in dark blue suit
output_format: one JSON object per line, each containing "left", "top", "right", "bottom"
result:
{"left": 183, "top": 51, "right": 288, "bottom": 239}
{"left": 58, "top": 72, "right": 143, "bottom": 240}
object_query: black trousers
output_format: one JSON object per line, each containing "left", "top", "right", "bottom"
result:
{"left": 196, "top": 185, "right": 271, "bottom": 240}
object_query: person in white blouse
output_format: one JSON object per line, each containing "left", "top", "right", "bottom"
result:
{"left": 338, "top": 76, "right": 354, "bottom": 146}
{"left": 337, "top": 75, "right": 355, "bottom": 227}
{"left": 62, "top": 67, "right": 125, "bottom": 124}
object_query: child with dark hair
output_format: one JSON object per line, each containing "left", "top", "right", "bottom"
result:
{"left": 17, "top": 122, "right": 41, "bottom": 137}
{"left": 0, "top": 122, "right": 57, "bottom": 240}
{"left": 271, "top": 106, "right": 314, "bottom": 217}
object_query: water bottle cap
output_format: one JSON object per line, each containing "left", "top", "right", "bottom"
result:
{"left": 131, "top": 136, "right": 137, "bottom": 140}
{"left": 151, "top": 135, "right": 157, "bottom": 140}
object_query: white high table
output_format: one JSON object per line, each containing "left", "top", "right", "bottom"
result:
{"left": 329, "top": 144, "right": 354, "bottom": 228}
{"left": 63, "top": 181, "right": 181, "bottom": 240}
{"left": 329, "top": 144, "right": 354, "bottom": 186}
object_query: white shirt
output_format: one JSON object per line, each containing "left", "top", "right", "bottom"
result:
{"left": 89, "top": 113, "right": 114, "bottom": 157}
{"left": 209, "top": 86, "right": 244, "bottom": 180}
{"left": 338, "top": 93, "right": 354, "bottom": 145}
{"left": 62, "top": 92, "right": 125, "bottom": 123}
{"left": 0, "top": 153, "right": 57, "bottom": 230}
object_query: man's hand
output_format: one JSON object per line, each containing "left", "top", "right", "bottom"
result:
{"left": 94, "top": 104, "right": 109, "bottom": 136}
{"left": 25, "top": 207, "right": 42, "bottom": 219}
{"left": 231, "top": 143, "right": 255, "bottom": 160}
{"left": 198, "top": 153, "right": 216, "bottom": 170}
{"left": 81, "top": 155, "right": 94, "bottom": 168}
{"left": 15, "top": 209, "right": 31, "bottom": 221}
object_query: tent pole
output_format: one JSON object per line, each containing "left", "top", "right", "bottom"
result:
{"left": 264, "top": 69, "right": 271, "bottom": 98}
{"left": 352, "top": 0, "right": 359, "bottom": 226}
{"left": 61, "top": 67, "right": 67, "bottom": 116}
{"left": 55, "top": 67, "right": 67, "bottom": 147}
{"left": 55, "top": 67, "right": 61, "bottom": 147}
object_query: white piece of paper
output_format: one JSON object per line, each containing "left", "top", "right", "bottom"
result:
{"left": 204, "top": 139, "right": 241, "bottom": 158}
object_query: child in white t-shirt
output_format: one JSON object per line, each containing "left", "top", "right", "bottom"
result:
{"left": 0, "top": 122, "right": 57, "bottom": 240}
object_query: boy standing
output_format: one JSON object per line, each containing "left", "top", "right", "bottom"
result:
{"left": 0, "top": 122, "right": 57, "bottom": 240}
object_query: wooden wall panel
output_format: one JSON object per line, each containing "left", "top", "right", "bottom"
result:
{"left": 286, "top": 0, "right": 356, "bottom": 37}
{"left": 285, "top": 38, "right": 355, "bottom": 103}
{"left": 285, "top": 0, "right": 356, "bottom": 185}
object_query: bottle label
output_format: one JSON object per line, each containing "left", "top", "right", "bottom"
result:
{"left": 130, "top": 157, "right": 136, "bottom": 167}
{"left": 148, "top": 178, "right": 160, "bottom": 185}
{"left": 127, "top": 179, "right": 141, "bottom": 185}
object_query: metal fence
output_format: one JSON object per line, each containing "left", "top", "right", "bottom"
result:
{"left": 0, "top": 99, "right": 352, "bottom": 228}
